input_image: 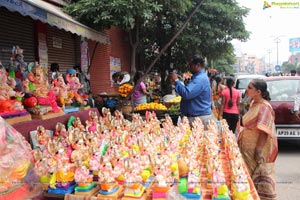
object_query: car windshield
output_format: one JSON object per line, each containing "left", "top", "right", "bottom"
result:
{"left": 267, "top": 79, "right": 299, "bottom": 101}
{"left": 236, "top": 78, "right": 252, "bottom": 90}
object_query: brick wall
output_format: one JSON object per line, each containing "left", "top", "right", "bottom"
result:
{"left": 89, "top": 27, "right": 131, "bottom": 96}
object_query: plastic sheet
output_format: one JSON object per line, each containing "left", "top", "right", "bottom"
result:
{"left": 166, "top": 185, "right": 188, "bottom": 200}
{"left": 0, "top": 117, "right": 43, "bottom": 199}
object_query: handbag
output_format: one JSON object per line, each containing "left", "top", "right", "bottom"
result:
{"left": 252, "top": 162, "right": 277, "bottom": 200}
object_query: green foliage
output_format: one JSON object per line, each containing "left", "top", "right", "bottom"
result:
{"left": 64, "top": 0, "right": 162, "bottom": 31}
{"left": 139, "top": 0, "right": 249, "bottom": 74}
{"left": 281, "top": 61, "right": 297, "bottom": 73}
{"left": 64, "top": 0, "right": 249, "bottom": 93}
{"left": 213, "top": 53, "right": 236, "bottom": 75}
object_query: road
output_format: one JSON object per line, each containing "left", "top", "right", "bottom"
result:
{"left": 276, "top": 140, "right": 300, "bottom": 199}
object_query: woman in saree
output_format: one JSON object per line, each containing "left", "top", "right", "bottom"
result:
{"left": 238, "top": 79, "right": 278, "bottom": 200}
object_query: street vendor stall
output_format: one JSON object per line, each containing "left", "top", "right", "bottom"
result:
{"left": 1, "top": 106, "right": 260, "bottom": 200}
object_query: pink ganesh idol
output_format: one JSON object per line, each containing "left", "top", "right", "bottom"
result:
{"left": 52, "top": 74, "right": 72, "bottom": 107}
{"left": 24, "top": 65, "right": 60, "bottom": 113}
{"left": 74, "top": 165, "right": 93, "bottom": 187}
{"left": 65, "top": 68, "right": 86, "bottom": 106}
{"left": 0, "top": 64, "right": 24, "bottom": 113}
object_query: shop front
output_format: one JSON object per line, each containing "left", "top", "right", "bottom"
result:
{"left": 0, "top": 0, "right": 110, "bottom": 74}
{"left": 0, "top": 0, "right": 134, "bottom": 97}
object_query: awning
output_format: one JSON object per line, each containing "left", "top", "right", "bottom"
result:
{"left": 0, "top": 0, "right": 110, "bottom": 44}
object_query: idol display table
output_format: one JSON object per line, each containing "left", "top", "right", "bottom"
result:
{"left": 11, "top": 107, "right": 100, "bottom": 142}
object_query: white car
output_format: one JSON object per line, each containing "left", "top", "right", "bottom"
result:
{"left": 234, "top": 74, "right": 266, "bottom": 95}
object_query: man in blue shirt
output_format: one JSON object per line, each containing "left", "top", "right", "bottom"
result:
{"left": 169, "top": 55, "right": 213, "bottom": 129}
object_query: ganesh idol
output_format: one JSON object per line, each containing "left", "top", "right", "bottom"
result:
{"left": 23, "top": 64, "right": 60, "bottom": 113}
{"left": 0, "top": 63, "right": 24, "bottom": 113}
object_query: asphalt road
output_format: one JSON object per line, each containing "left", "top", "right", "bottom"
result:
{"left": 276, "top": 140, "right": 300, "bottom": 200}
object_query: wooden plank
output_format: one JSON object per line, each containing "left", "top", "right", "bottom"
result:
{"left": 121, "top": 193, "right": 148, "bottom": 200}
{"left": 43, "top": 191, "right": 65, "bottom": 200}
{"left": 79, "top": 105, "right": 91, "bottom": 110}
{"left": 31, "top": 111, "right": 65, "bottom": 120}
{"left": 97, "top": 186, "right": 124, "bottom": 200}
{"left": 74, "top": 185, "right": 100, "bottom": 196}
{"left": 5, "top": 114, "right": 32, "bottom": 125}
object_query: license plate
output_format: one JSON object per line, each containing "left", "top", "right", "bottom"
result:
{"left": 276, "top": 128, "right": 300, "bottom": 137}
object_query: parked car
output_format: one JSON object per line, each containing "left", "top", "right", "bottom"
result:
{"left": 265, "top": 76, "right": 300, "bottom": 139}
{"left": 234, "top": 74, "right": 266, "bottom": 95}
{"left": 223, "top": 74, "right": 266, "bottom": 95}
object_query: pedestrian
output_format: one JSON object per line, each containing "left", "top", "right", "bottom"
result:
{"left": 132, "top": 71, "right": 150, "bottom": 107}
{"left": 219, "top": 76, "right": 240, "bottom": 133}
{"left": 290, "top": 69, "right": 296, "bottom": 76}
{"left": 50, "top": 63, "right": 60, "bottom": 83}
{"left": 169, "top": 54, "right": 213, "bottom": 129}
{"left": 238, "top": 79, "right": 278, "bottom": 200}
{"left": 73, "top": 65, "right": 91, "bottom": 95}
{"left": 212, "top": 75, "right": 226, "bottom": 119}
{"left": 293, "top": 80, "right": 300, "bottom": 120}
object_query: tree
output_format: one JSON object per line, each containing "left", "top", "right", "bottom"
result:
{"left": 213, "top": 52, "right": 236, "bottom": 75}
{"left": 138, "top": 0, "right": 249, "bottom": 94}
{"left": 64, "top": 0, "right": 163, "bottom": 74}
{"left": 64, "top": 0, "right": 249, "bottom": 92}
{"left": 139, "top": 0, "right": 249, "bottom": 73}
{"left": 281, "top": 61, "right": 297, "bottom": 74}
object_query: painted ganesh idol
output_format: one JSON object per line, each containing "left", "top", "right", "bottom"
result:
{"left": 23, "top": 64, "right": 60, "bottom": 114}
{"left": 0, "top": 64, "right": 24, "bottom": 113}
{"left": 65, "top": 68, "right": 87, "bottom": 106}
{"left": 52, "top": 74, "right": 72, "bottom": 107}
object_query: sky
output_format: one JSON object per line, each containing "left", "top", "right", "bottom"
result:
{"left": 232, "top": 0, "right": 300, "bottom": 66}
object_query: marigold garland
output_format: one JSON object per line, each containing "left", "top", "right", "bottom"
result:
{"left": 118, "top": 83, "right": 133, "bottom": 97}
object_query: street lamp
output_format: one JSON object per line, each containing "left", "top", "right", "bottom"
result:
{"left": 271, "top": 35, "right": 284, "bottom": 67}
{"left": 274, "top": 37, "right": 281, "bottom": 66}
{"left": 267, "top": 49, "right": 271, "bottom": 71}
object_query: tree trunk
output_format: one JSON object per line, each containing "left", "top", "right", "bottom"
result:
{"left": 131, "top": 44, "right": 137, "bottom": 75}
{"left": 129, "top": 17, "right": 140, "bottom": 76}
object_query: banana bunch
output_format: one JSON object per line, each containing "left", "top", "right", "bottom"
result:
{"left": 165, "top": 96, "right": 181, "bottom": 103}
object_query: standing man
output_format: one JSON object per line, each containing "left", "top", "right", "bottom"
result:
{"left": 291, "top": 69, "right": 297, "bottom": 76}
{"left": 169, "top": 54, "right": 213, "bottom": 128}
{"left": 294, "top": 80, "right": 300, "bottom": 120}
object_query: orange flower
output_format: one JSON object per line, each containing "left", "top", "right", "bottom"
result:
{"left": 118, "top": 83, "right": 133, "bottom": 97}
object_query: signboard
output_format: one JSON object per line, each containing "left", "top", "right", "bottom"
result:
{"left": 38, "top": 33, "right": 48, "bottom": 67}
{"left": 80, "top": 41, "right": 89, "bottom": 71}
{"left": 275, "top": 65, "right": 281, "bottom": 71}
{"left": 53, "top": 37, "right": 62, "bottom": 48}
{"left": 289, "top": 38, "right": 300, "bottom": 52}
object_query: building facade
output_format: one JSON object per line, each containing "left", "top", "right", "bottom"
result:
{"left": 0, "top": 0, "right": 131, "bottom": 96}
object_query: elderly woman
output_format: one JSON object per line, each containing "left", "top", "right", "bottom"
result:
{"left": 238, "top": 79, "right": 278, "bottom": 200}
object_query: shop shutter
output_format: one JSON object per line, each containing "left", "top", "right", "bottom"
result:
{"left": 46, "top": 24, "right": 78, "bottom": 73}
{"left": 0, "top": 7, "right": 35, "bottom": 68}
